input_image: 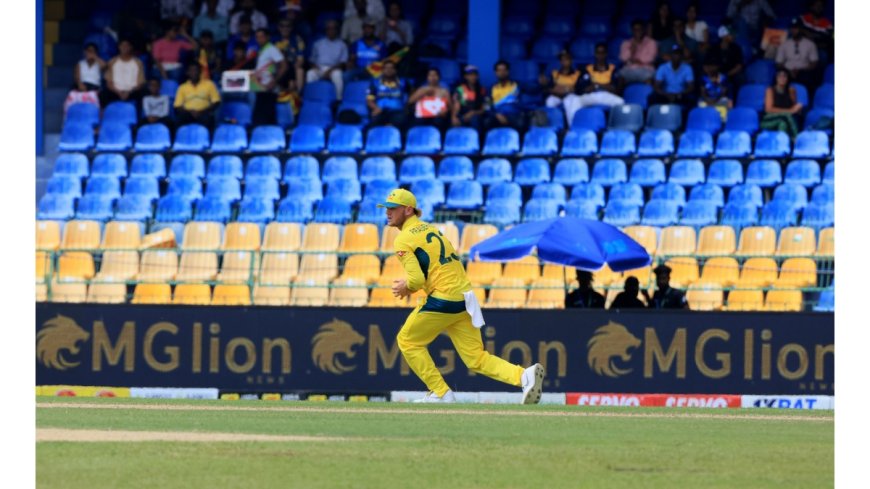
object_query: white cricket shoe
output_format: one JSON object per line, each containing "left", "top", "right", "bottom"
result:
{"left": 521, "top": 363, "right": 545, "bottom": 405}
{"left": 413, "top": 390, "right": 456, "bottom": 403}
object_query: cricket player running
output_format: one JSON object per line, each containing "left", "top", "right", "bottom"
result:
{"left": 379, "top": 189, "right": 545, "bottom": 404}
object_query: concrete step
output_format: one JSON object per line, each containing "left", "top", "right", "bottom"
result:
{"left": 47, "top": 65, "right": 73, "bottom": 89}
{"left": 59, "top": 20, "right": 89, "bottom": 43}
{"left": 44, "top": 88, "right": 69, "bottom": 133}
{"left": 53, "top": 43, "right": 81, "bottom": 67}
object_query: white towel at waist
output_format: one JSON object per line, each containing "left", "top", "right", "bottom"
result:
{"left": 463, "top": 290, "right": 485, "bottom": 328}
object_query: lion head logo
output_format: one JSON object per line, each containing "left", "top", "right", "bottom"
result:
{"left": 587, "top": 322, "right": 641, "bottom": 378}
{"left": 36, "top": 315, "right": 90, "bottom": 370}
{"left": 311, "top": 319, "right": 365, "bottom": 374}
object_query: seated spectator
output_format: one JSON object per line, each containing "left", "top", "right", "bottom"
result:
{"left": 161, "top": 0, "right": 195, "bottom": 23}
{"left": 346, "top": 19, "right": 388, "bottom": 83}
{"left": 198, "top": 0, "right": 234, "bottom": 17}
{"left": 275, "top": 18, "right": 306, "bottom": 89}
{"left": 644, "top": 265, "right": 688, "bottom": 309}
{"left": 152, "top": 22, "right": 197, "bottom": 80}
{"left": 278, "top": 77, "right": 302, "bottom": 122}
{"left": 367, "top": 60, "right": 409, "bottom": 129}
{"left": 252, "top": 28, "right": 287, "bottom": 126}
{"left": 658, "top": 17, "right": 699, "bottom": 64}
{"left": 565, "top": 270, "right": 605, "bottom": 309}
{"left": 343, "top": 0, "right": 385, "bottom": 22}
{"left": 618, "top": 20, "right": 658, "bottom": 83}
{"left": 379, "top": 1, "right": 414, "bottom": 53}
{"left": 727, "top": 0, "right": 775, "bottom": 45}
{"left": 684, "top": 3, "right": 709, "bottom": 53}
{"left": 800, "top": 0, "right": 833, "bottom": 60}
{"left": 776, "top": 18, "right": 819, "bottom": 89}
{"left": 451, "top": 65, "right": 487, "bottom": 131}
{"left": 609, "top": 277, "right": 646, "bottom": 309}
{"left": 543, "top": 51, "right": 580, "bottom": 112}
{"left": 306, "top": 20, "right": 348, "bottom": 100}
{"left": 229, "top": 0, "right": 268, "bottom": 35}
{"left": 563, "top": 43, "right": 624, "bottom": 126}
{"left": 141, "top": 78, "right": 172, "bottom": 128}
{"left": 649, "top": 44, "right": 695, "bottom": 109}
{"left": 174, "top": 63, "right": 221, "bottom": 128}
{"left": 193, "top": 0, "right": 229, "bottom": 44}
{"left": 103, "top": 39, "right": 147, "bottom": 106}
{"left": 409, "top": 67, "right": 451, "bottom": 131}
{"left": 760, "top": 68, "right": 802, "bottom": 137}
{"left": 648, "top": 1, "right": 674, "bottom": 41}
{"left": 74, "top": 43, "right": 106, "bottom": 92}
{"left": 342, "top": 0, "right": 368, "bottom": 44}
{"left": 225, "top": 15, "right": 258, "bottom": 62}
{"left": 708, "top": 25, "right": 744, "bottom": 83}
{"left": 485, "top": 60, "right": 524, "bottom": 132}
{"left": 698, "top": 58, "right": 732, "bottom": 117}
{"left": 194, "top": 31, "right": 222, "bottom": 81}
{"left": 228, "top": 42, "right": 255, "bottom": 70}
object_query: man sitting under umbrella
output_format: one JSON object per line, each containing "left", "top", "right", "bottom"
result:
{"left": 565, "top": 270, "right": 605, "bottom": 309}
{"left": 642, "top": 264, "right": 688, "bottom": 309}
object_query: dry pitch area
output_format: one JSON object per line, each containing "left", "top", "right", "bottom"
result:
{"left": 36, "top": 397, "right": 833, "bottom": 489}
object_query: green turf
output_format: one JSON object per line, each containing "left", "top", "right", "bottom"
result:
{"left": 36, "top": 397, "right": 833, "bottom": 489}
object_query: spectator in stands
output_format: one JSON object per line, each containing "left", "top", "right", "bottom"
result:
{"left": 648, "top": 1, "right": 674, "bottom": 41}
{"left": 228, "top": 42, "right": 255, "bottom": 70}
{"left": 343, "top": 0, "right": 385, "bottom": 23}
{"left": 275, "top": 18, "right": 306, "bottom": 89}
{"left": 199, "top": 0, "right": 234, "bottom": 17}
{"left": 408, "top": 67, "right": 451, "bottom": 132}
{"left": 761, "top": 68, "right": 802, "bottom": 137}
{"left": 342, "top": 0, "right": 369, "bottom": 44}
{"left": 776, "top": 18, "right": 819, "bottom": 89}
{"left": 251, "top": 28, "right": 288, "bottom": 126}
{"left": 618, "top": 20, "right": 658, "bottom": 83}
{"left": 379, "top": 1, "right": 414, "bottom": 53}
{"left": 194, "top": 0, "right": 229, "bottom": 44}
{"left": 306, "top": 20, "right": 348, "bottom": 100}
{"left": 726, "top": 0, "right": 775, "bottom": 45}
{"left": 565, "top": 270, "right": 605, "bottom": 309}
{"left": 609, "top": 277, "right": 646, "bottom": 309}
{"left": 451, "top": 65, "right": 487, "bottom": 131}
{"left": 563, "top": 43, "right": 624, "bottom": 126}
{"left": 194, "top": 31, "right": 222, "bottom": 81}
{"left": 643, "top": 265, "right": 688, "bottom": 309}
{"left": 684, "top": 3, "right": 709, "bottom": 52}
{"left": 141, "top": 78, "right": 172, "bottom": 128}
{"left": 485, "top": 60, "right": 524, "bottom": 132}
{"left": 346, "top": 19, "right": 388, "bottom": 83}
{"left": 282, "top": 8, "right": 313, "bottom": 44}
{"left": 543, "top": 51, "right": 580, "bottom": 112}
{"left": 658, "top": 17, "right": 698, "bottom": 64}
{"left": 104, "top": 39, "right": 147, "bottom": 106}
{"left": 174, "top": 62, "right": 221, "bottom": 128}
{"left": 152, "top": 22, "right": 197, "bottom": 80}
{"left": 74, "top": 43, "right": 106, "bottom": 92}
{"left": 278, "top": 77, "right": 302, "bottom": 121}
{"left": 229, "top": 0, "right": 268, "bottom": 35}
{"left": 708, "top": 25, "right": 744, "bottom": 82}
{"left": 225, "top": 15, "right": 258, "bottom": 62}
{"left": 800, "top": 0, "right": 833, "bottom": 60}
{"left": 367, "top": 60, "right": 409, "bottom": 129}
{"left": 698, "top": 57, "right": 732, "bottom": 114}
{"left": 161, "top": 0, "right": 195, "bottom": 23}
{"left": 649, "top": 44, "right": 695, "bottom": 109}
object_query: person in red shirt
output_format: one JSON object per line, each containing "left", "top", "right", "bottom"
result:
{"left": 151, "top": 21, "right": 197, "bottom": 81}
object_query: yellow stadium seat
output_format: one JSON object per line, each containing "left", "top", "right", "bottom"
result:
{"left": 816, "top": 227, "right": 834, "bottom": 257}
{"left": 36, "top": 221, "right": 61, "bottom": 250}
{"left": 329, "top": 277, "right": 369, "bottom": 307}
{"left": 736, "top": 257, "right": 778, "bottom": 287}
{"left": 664, "top": 257, "right": 699, "bottom": 288}
{"left": 486, "top": 278, "right": 527, "bottom": 308}
{"left": 57, "top": 252, "right": 95, "bottom": 280}
{"left": 433, "top": 222, "right": 460, "bottom": 251}
{"left": 526, "top": 279, "right": 565, "bottom": 309}
{"left": 173, "top": 283, "right": 212, "bottom": 305}
{"left": 541, "top": 263, "right": 569, "bottom": 284}
{"left": 686, "top": 283, "right": 724, "bottom": 311}
{"left": 95, "top": 251, "right": 138, "bottom": 282}
{"left": 298, "top": 253, "right": 339, "bottom": 281}
{"left": 380, "top": 255, "right": 404, "bottom": 280}
{"left": 139, "top": 228, "right": 176, "bottom": 250}
{"left": 340, "top": 254, "right": 381, "bottom": 283}
{"left": 624, "top": 266, "right": 653, "bottom": 288}
{"left": 502, "top": 255, "right": 540, "bottom": 285}
{"left": 473, "top": 287, "right": 487, "bottom": 305}
{"left": 301, "top": 223, "right": 340, "bottom": 251}
{"left": 290, "top": 278, "right": 329, "bottom": 306}
{"left": 61, "top": 220, "right": 101, "bottom": 250}
{"left": 736, "top": 226, "right": 776, "bottom": 256}
{"left": 223, "top": 222, "right": 262, "bottom": 250}
{"left": 380, "top": 225, "right": 401, "bottom": 252}
{"left": 459, "top": 224, "right": 498, "bottom": 255}
{"left": 138, "top": 250, "right": 178, "bottom": 281}
{"left": 212, "top": 284, "right": 252, "bottom": 306}
{"left": 725, "top": 289, "right": 764, "bottom": 311}
{"left": 217, "top": 250, "right": 257, "bottom": 283}
{"left": 182, "top": 222, "right": 222, "bottom": 250}
{"left": 696, "top": 225, "right": 736, "bottom": 256}
{"left": 253, "top": 285, "right": 291, "bottom": 306}
{"left": 259, "top": 252, "right": 298, "bottom": 285}
{"left": 699, "top": 257, "right": 740, "bottom": 287}
{"left": 340, "top": 223, "right": 379, "bottom": 252}
{"left": 774, "top": 257, "right": 817, "bottom": 288}
{"left": 368, "top": 278, "right": 407, "bottom": 307}
{"left": 50, "top": 281, "right": 87, "bottom": 303}
{"left": 36, "top": 283, "right": 47, "bottom": 302}
{"left": 764, "top": 289, "right": 803, "bottom": 312}
{"left": 466, "top": 260, "right": 502, "bottom": 286}
{"left": 622, "top": 225, "right": 657, "bottom": 255}
{"left": 36, "top": 251, "right": 51, "bottom": 283}
{"left": 592, "top": 264, "right": 621, "bottom": 287}
{"left": 87, "top": 283, "right": 127, "bottom": 304}
{"left": 131, "top": 283, "right": 172, "bottom": 304}
{"left": 101, "top": 221, "right": 142, "bottom": 249}
{"left": 776, "top": 227, "right": 816, "bottom": 257}
{"left": 263, "top": 222, "right": 301, "bottom": 251}
{"left": 657, "top": 226, "right": 697, "bottom": 257}
{"left": 176, "top": 252, "right": 218, "bottom": 282}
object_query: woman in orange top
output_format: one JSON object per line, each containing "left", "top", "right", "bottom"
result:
{"left": 563, "top": 42, "right": 625, "bottom": 127}
{"left": 544, "top": 51, "right": 581, "bottom": 109}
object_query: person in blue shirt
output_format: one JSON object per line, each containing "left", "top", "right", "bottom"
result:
{"left": 346, "top": 18, "right": 387, "bottom": 84}
{"left": 367, "top": 60, "right": 408, "bottom": 130}
{"left": 649, "top": 44, "right": 695, "bottom": 109}
{"left": 484, "top": 60, "right": 525, "bottom": 132}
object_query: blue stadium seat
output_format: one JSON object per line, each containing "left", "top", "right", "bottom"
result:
{"left": 85, "top": 176, "right": 122, "bottom": 200}
{"left": 322, "top": 156, "right": 359, "bottom": 184}
{"left": 532, "top": 182, "right": 567, "bottom": 206}
{"left": 503, "top": 17, "right": 535, "bottom": 39}
{"left": 822, "top": 161, "right": 834, "bottom": 185}
{"left": 754, "top": 130, "right": 790, "bottom": 158}
{"left": 129, "top": 154, "right": 166, "bottom": 180}
{"left": 205, "top": 177, "right": 242, "bottom": 202}
{"left": 289, "top": 125, "right": 326, "bottom": 153}
{"left": 553, "top": 158, "right": 590, "bottom": 186}
{"left": 745, "top": 59, "right": 775, "bottom": 85}
{"left": 445, "top": 181, "right": 484, "bottom": 209}
{"left": 343, "top": 81, "right": 371, "bottom": 103}
{"left": 724, "top": 107, "right": 759, "bottom": 135}
{"left": 302, "top": 80, "right": 338, "bottom": 105}
{"left": 327, "top": 125, "right": 364, "bottom": 153}
{"left": 487, "top": 181, "right": 522, "bottom": 206}
{"left": 363, "top": 179, "right": 397, "bottom": 202}
{"left": 443, "top": 127, "right": 480, "bottom": 155}
{"left": 792, "top": 131, "right": 830, "bottom": 158}
{"left": 245, "top": 177, "right": 281, "bottom": 202}
{"left": 286, "top": 178, "right": 323, "bottom": 205}
{"left": 65, "top": 103, "right": 100, "bottom": 128}
{"left": 531, "top": 36, "right": 565, "bottom": 62}
{"left": 276, "top": 198, "right": 313, "bottom": 223}
{"left": 428, "top": 59, "right": 461, "bottom": 86}
{"left": 325, "top": 178, "right": 362, "bottom": 203}
{"left": 103, "top": 101, "right": 137, "bottom": 127}
{"left": 792, "top": 83, "right": 810, "bottom": 109}
{"left": 813, "top": 84, "right": 834, "bottom": 111}
{"left": 59, "top": 122, "right": 95, "bottom": 151}
{"left": 283, "top": 156, "right": 320, "bottom": 182}
{"left": 651, "top": 182, "right": 687, "bottom": 207}
{"left": 485, "top": 200, "right": 522, "bottom": 227}
{"left": 728, "top": 184, "right": 764, "bottom": 208}
{"left": 439, "top": 156, "right": 474, "bottom": 182}
{"left": 211, "top": 124, "right": 249, "bottom": 153}
{"left": 622, "top": 85, "right": 652, "bottom": 110}
{"left": 707, "top": 159, "right": 743, "bottom": 187}
{"left": 483, "top": 128, "right": 520, "bottom": 156}
{"left": 523, "top": 198, "right": 561, "bottom": 222}
{"left": 569, "top": 37, "right": 598, "bottom": 64}
{"left": 804, "top": 108, "right": 834, "bottom": 134}
{"left": 737, "top": 84, "right": 767, "bottom": 112}
{"left": 608, "top": 104, "right": 644, "bottom": 132}
{"left": 609, "top": 182, "right": 644, "bottom": 207}
{"left": 405, "top": 126, "right": 442, "bottom": 154}
{"left": 565, "top": 199, "right": 600, "bottom": 220}
{"left": 356, "top": 198, "right": 385, "bottom": 225}
{"left": 219, "top": 101, "right": 253, "bottom": 127}
{"left": 669, "top": 159, "right": 706, "bottom": 186}
{"left": 561, "top": 129, "right": 598, "bottom": 157}
{"left": 154, "top": 195, "right": 193, "bottom": 223}
{"left": 91, "top": 153, "right": 127, "bottom": 179}
{"left": 173, "top": 124, "right": 210, "bottom": 152}
{"left": 36, "top": 193, "right": 75, "bottom": 220}
{"left": 637, "top": 129, "right": 674, "bottom": 157}
{"left": 75, "top": 194, "right": 114, "bottom": 221}
{"left": 760, "top": 200, "right": 799, "bottom": 229}
{"left": 784, "top": 159, "right": 821, "bottom": 187}
{"left": 600, "top": 130, "right": 636, "bottom": 157}
{"left": 646, "top": 104, "right": 682, "bottom": 131}
{"left": 641, "top": 200, "right": 680, "bottom": 227}
{"left": 166, "top": 176, "right": 203, "bottom": 203}
{"left": 720, "top": 202, "right": 759, "bottom": 229}
{"left": 400, "top": 156, "right": 436, "bottom": 184}
{"left": 249, "top": 125, "right": 286, "bottom": 152}
{"left": 514, "top": 158, "right": 551, "bottom": 186}
{"left": 570, "top": 182, "right": 606, "bottom": 208}
{"left": 603, "top": 200, "right": 641, "bottom": 226}
{"left": 579, "top": 16, "right": 611, "bottom": 37}
{"left": 95, "top": 124, "right": 133, "bottom": 152}
{"left": 541, "top": 107, "right": 566, "bottom": 132}
{"left": 427, "top": 14, "right": 461, "bottom": 37}
{"left": 360, "top": 157, "right": 397, "bottom": 184}
{"left": 297, "top": 102, "right": 333, "bottom": 129}
{"left": 590, "top": 158, "right": 627, "bottom": 186}
{"left": 522, "top": 128, "right": 558, "bottom": 156}
{"left": 815, "top": 284, "right": 834, "bottom": 312}
{"left": 677, "top": 130, "right": 714, "bottom": 157}
{"left": 276, "top": 102, "right": 294, "bottom": 129}
{"left": 542, "top": 16, "right": 574, "bottom": 40}
{"left": 510, "top": 60, "right": 541, "bottom": 89}
{"left": 823, "top": 64, "right": 834, "bottom": 85}
{"left": 686, "top": 107, "right": 723, "bottom": 135}
{"left": 160, "top": 79, "right": 179, "bottom": 99}
{"left": 134, "top": 123, "right": 171, "bottom": 152}
{"left": 314, "top": 197, "right": 352, "bottom": 224}
{"left": 629, "top": 158, "right": 666, "bottom": 187}
{"left": 745, "top": 159, "right": 782, "bottom": 188}
{"left": 476, "top": 158, "right": 513, "bottom": 186}
{"left": 207, "top": 155, "right": 243, "bottom": 180}
{"left": 571, "top": 107, "right": 606, "bottom": 133}
{"left": 170, "top": 154, "right": 206, "bottom": 179}
{"left": 114, "top": 195, "right": 152, "bottom": 222}
{"left": 124, "top": 176, "right": 160, "bottom": 202}
{"left": 246, "top": 156, "right": 281, "bottom": 180}
{"left": 680, "top": 201, "right": 718, "bottom": 227}
{"left": 46, "top": 176, "right": 82, "bottom": 199}
{"left": 237, "top": 198, "right": 275, "bottom": 224}
{"left": 715, "top": 130, "right": 752, "bottom": 158}
{"left": 801, "top": 202, "right": 834, "bottom": 229}
{"left": 412, "top": 179, "right": 446, "bottom": 207}
{"left": 194, "top": 196, "right": 232, "bottom": 223}
{"left": 689, "top": 184, "right": 725, "bottom": 207}
{"left": 364, "top": 126, "right": 401, "bottom": 154}
{"left": 53, "top": 153, "right": 90, "bottom": 179}
{"left": 772, "top": 183, "right": 808, "bottom": 210}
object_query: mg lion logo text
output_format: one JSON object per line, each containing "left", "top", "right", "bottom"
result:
{"left": 311, "top": 319, "right": 366, "bottom": 374}
{"left": 587, "top": 322, "right": 642, "bottom": 378}
{"left": 36, "top": 315, "right": 90, "bottom": 370}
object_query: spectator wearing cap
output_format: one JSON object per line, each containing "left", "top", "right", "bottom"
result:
{"left": 451, "top": 65, "right": 487, "bottom": 131}
{"left": 542, "top": 51, "right": 580, "bottom": 111}
{"left": 408, "top": 67, "right": 451, "bottom": 132}
{"left": 609, "top": 277, "right": 647, "bottom": 309}
{"left": 644, "top": 265, "right": 688, "bottom": 309}
{"left": 649, "top": 44, "right": 695, "bottom": 109}
{"left": 776, "top": 17, "right": 820, "bottom": 89}
{"left": 346, "top": 18, "right": 388, "bottom": 83}
{"left": 229, "top": 0, "right": 268, "bottom": 36}
{"left": 565, "top": 270, "right": 605, "bottom": 309}
{"left": 379, "top": 1, "right": 414, "bottom": 53}
{"left": 726, "top": 0, "right": 775, "bottom": 45}
{"left": 306, "top": 20, "right": 348, "bottom": 100}
{"left": 562, "top": 43, "right": 624, "bottom": 127}
{"left": 367, "top": 60, "right": 409, "bottom": 129}
{"left": 194, "top": 0, "right": 229, "bottom": 44}
{"left": 707, "top": 25, "right": 744, "bottom": 83}
{"left": 618, "top": 19, "right": 658, "bottom": 83}
{"left": 275, "top": 18, "right": 306, "bottom": 89}
{"left": 485, "top": 60, "right": 525, "bottom": 132}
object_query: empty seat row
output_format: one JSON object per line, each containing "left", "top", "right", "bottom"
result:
{"left": 60, "top": 123, "right": 288, "bottom": 153}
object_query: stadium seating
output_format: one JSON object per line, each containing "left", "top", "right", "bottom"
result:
{"left": 405, "top": 126, "right": 442, "bottom": 154}
{"left": 553, "top": 158, "right": 590, "bottom": 186}
{"left": 289, "top": 125, "right": 326, "bottom": 153}
{"left": 443, "top": 127, "right": 480, "bottom": 155}
{"left": 630, "top": 159, "right": 666, "bottom": 187}
{"left": 571, "top": 183, "right": 606, "bottom": 210}
{"left": 483, "top": 128, "right": 520, "bottom": 156}
{"left": 514, "top": 158, "right": 550, "bottom": 186}
{"left": 669, "top": 159, "right": 706, "bottom": 186}
{"left": 249, "top": 126, "right": 286, "bottom": 152}
{"left": 561, "top": 129, "right": 598, "bottom": 157}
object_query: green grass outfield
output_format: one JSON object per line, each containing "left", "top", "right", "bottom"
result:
{"left": 36, "top": 396, "right": 833, "bottom": 489}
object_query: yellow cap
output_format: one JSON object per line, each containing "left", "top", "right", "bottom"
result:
{"left": 377, "top": 189, "right": 420, "bottom": 215}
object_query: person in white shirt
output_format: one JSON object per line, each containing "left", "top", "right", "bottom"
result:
{"left": 103, "top": 39, "right": 146, "bottom": 106}
{"left": 776, "top": 17, "right": 820, "bottom": 89}
{"left": 229, "top": 0, "right": 268, "bottom": 35}
{"left": 306, "top": 20, "right": 349, "bottom": 100}
{"left": 343, "top": 0, "right": 384, "bottom": 22}
{"left": 141, "top": 78, "right": 173, "bottom": 128}
{"left": 252, "top": 28, "right": 288, "bottom": 125}
{"left": 74, "top": 43, "right": 106, "bottom": 92}
{"left": 684, "top": 3, "right": 709, "bottom": 49}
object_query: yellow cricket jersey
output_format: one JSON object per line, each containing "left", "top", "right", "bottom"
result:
{"left": 393, "top": 215, "right": 472, "bottom": 312}
{"left": 174, "top": 79, "right": 221, "bottom": 111}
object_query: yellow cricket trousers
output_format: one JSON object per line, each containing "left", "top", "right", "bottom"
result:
{"left": 396, "top": 304, "right": 524, "bottom": 397}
